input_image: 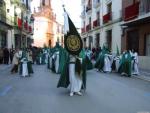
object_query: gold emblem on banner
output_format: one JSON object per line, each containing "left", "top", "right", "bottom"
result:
{"left": 66, "top": 35, "right": 81, "bottom": 51}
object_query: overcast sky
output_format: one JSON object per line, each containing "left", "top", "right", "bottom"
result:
{"left": 31, "top": 0, "right": 81, "bottom": 28}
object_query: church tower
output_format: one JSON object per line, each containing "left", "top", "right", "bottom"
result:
{"left": 40, "top": 0, "right": 51, "bottom": 7}
{"left": 33, "top": 0, "right": 56, "bottom": 47}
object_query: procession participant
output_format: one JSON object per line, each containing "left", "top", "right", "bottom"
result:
{"left": 19, "top": 49, "right": 28, "bottom": 77}
{"left": 103, "top": 53, "right": 112, "bottom": 73}
{"left": 95, "top": 45, "right": 110, "bottom": 72}
{"left": 131, "top": 50, "right": 139, "bottom": 75}
{"left": 85, "top": 48, "right": 93, "bottom": 70}
{"left": 112, "top": 55, "right": 121, "bottom": 72}
{"left": 53, "top": 43, "right": 61, "bottom": 74}
{"left": 118, "top": 50, "right": 132, "bottom": 77}
{"left": 47, "top": 49, "right": 51, "bottom": 69}
{"left": 27, "top": 49, "right": 34, "bottom": 75}
{"left": 41, "top": 49, "right": 46, "bottom": 64}
{"left": 36, "top": 51, "right": 42, "bottom": 65}
{"left": 57, "top": 7, "right": 86, "bottom": 96}
{"left": 57, "top": 52, "right": 86, "bottom": 96}
{"left": 49, "top": 48, "right": 55, "bottom": 70}
{"left": 11, "top": 49, "right": 19, "bottom": 74}
{"left": 18, "top": 48, "right": 23, "bottom": 60}
{"left": 111, "top": 45, "right": 121, "bottom": 72}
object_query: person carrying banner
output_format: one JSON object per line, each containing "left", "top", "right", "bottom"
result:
{"left": 57, "top": 6, "right": 86, "bottom": 96}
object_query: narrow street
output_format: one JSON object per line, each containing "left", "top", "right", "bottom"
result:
{"left": 0, "top": 65, "right": 150, "bottom": 113}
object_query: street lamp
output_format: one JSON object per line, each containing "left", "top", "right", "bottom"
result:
{"left": 15, "top": 7, "right": 21, "bottom": 15}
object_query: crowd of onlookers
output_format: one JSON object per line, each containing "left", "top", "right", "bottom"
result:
{"left": 0, "top": 47, "right": 15, "bottom": 64}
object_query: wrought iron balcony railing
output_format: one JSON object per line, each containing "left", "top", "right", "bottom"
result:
{"left": 103, "top": 12, "right": 112, "bottom": 24}
{"left": 124, "top": 2, "right": 139, "bottom": 21}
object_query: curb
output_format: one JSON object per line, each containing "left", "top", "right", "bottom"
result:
{"left": 133, "top": 75, "right": 150, "bottom": 82}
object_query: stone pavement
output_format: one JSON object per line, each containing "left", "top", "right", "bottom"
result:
{"left": 0, "top": 64, "right": 150, "bottom": 82}
{"left": 0, "top": 65, "right": 150, "bottom": 113}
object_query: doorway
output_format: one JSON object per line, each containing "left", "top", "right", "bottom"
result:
{"left": 146, "top": 34, "right": 150, "bottom": 56}
{"left": 127, "top": 30, "right": 139, "bottom": 52}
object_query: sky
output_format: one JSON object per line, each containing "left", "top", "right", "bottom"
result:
{"left": 31, "top": 0, "right": 81, "bottom": 28}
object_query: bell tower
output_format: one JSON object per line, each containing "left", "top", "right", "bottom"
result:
{"left": 40, "top": 0, "right": 51, "bottom": 7}
{"left": 33, "top": 0, "right": 55, "bottom": 47}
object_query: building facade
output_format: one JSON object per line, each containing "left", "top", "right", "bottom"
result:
{"left": 121, "top": 0, "right": 150, "bottom": 70}
{"left": 81, "top": 0, "right": 122, "bottom": 53}
{"left": 32, "top": 0, "right": 64, "bottom": 48}
{"left": 0, "top": 0, "right": 34, "bottom": 49}
{"left": 81, "top": 0, "right": 150, "bottom": 70}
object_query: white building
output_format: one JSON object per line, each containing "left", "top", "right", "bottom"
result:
{"left": 0, "top": 0, "right": 34, "bottom": 49}
{"left": 81, "top": 0, "right": 122, "bottom": 54}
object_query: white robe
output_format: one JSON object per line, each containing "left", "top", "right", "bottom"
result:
{"left": 115, "top": 56, "right": 120, "bottom": 71}
{"left": 103, "top": 54, "right": 112, "bottom": 72}
{"left": 69, "top": 55, "right": 82, "bottom": 93}
{"left": 21, "top": 59, "right": 28, "bottom": 77}
{"left": 55, "top": 51, "right": 59, "bottom": 73}
{"left": 50, "top": 55, "right": 53, "bottom": 69}
{"left": 132, "top": 52, "right": 139, "bottom": 75}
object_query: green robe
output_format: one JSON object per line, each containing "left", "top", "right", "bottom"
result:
{"left": 95, "top": 48, "right": 109, "bottom": 71}
{"left": 57, "top": 49, "right": 70, "bottom": 88}
{"left": 118, "top": 52, "right": 132, "bottom": 76}
{"left": 57, "top": 50, "right": 87, "bottom": 90}
{"left": 86, "top": 56, "right": 93, "bottom": 70}
{"left": 58, "top": 47, "right": 67, "bottom": 74}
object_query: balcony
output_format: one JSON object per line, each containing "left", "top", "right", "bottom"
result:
{"left": 17, "top": 18, "right": 22, "bottom": 29}
{"left": 86, "top": 24, "right": 91, "bottom": 32}
{"left": 124, "top": 2, "right": 139, "bottom": 21}
{"left": 103, "top": 12, "right": 112, "bottom": 23}
{"left": 93, "top": 19, "right": 100, "bottom": 28}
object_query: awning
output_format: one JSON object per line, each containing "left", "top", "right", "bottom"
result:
{"left": 121, "top": 14, "right": 150, "bottom": 27}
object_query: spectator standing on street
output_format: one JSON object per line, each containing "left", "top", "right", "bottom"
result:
{"left": 3, "top": 47, "right": 9, "bottom": 64}
{"left": 0, "top": 48, "right": 3, "bottom": 64}
{"left": 11, "top": 49, "right": 19, "bottom": 74}
{"left": 10, "top": 49, "right": 14, "bottom": 64}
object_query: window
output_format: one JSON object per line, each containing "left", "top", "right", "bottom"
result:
{"left": 95, "top": 33, "right": 100, "bottom": 48}
{"left": 89, "top": 36, "right": 93, "bottom": 50}
{"left": 127, "top": 30, "right": 139, "bottom": 53}
{"left": 106, "top": 30, "right": 112, "bottom": 50}
{"left": 7, "top": 9, "right": 9, "bottom": 13}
